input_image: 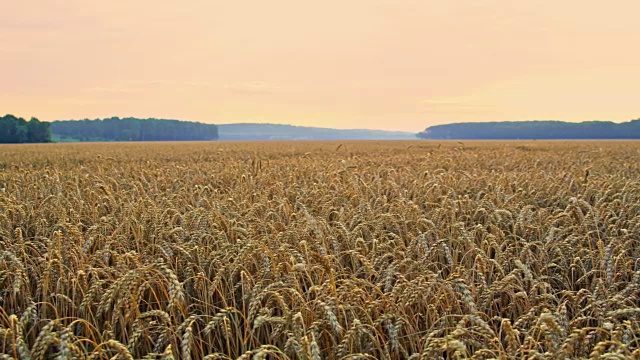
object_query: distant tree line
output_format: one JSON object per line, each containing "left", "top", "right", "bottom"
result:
{"left": 0, "top": 115, "right": 52, "bottom": 143}
{"left": 51, "top": 117, "right": 218, "bottom": 142}
{"left": 417, "top": 120, "right": 640, "bottom": 139}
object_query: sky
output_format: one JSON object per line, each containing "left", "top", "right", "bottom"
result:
{"left": 1, "top": 1, "right": 639, "bottom": 132}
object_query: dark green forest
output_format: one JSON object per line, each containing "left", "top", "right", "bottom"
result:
{"left": 0, "top": 115, "right": 52, "bottom": 143}
{"left": 7, "top": 114, "right": 640, "bottom": 143}
{"left": 51, "top": 117, "right": 218, "bottom": 142}
{"left": 417, "top": 119, "right": 640, "bottom": 139}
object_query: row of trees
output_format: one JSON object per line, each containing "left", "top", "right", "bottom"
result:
{"left": 417, "top": 120, "right": 640, "bottom": 139}
{"left": 51, "top": 117, "right": 218, "bottom": 141}
{"left": 0, "top": 115, "right": 52, "bottom": 143}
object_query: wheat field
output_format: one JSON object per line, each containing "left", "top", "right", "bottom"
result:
{"left": 0, "top": 141, "right": 639, "bottom": 359}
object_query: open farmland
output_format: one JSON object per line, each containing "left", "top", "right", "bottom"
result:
{"left": 1, "top": 141, "right": 639, "bottom": 359}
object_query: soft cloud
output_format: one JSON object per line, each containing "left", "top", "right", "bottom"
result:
{"left": 83, "top": 80, "right": 211, "bottom": 94}
{"left": 420, "top": 98, "right": 468, "bottom": 105}
{"left": 84, "top": 86, "right": 138, "bottom": 94}
{"left": 419, "top": 97, "right": 495, "bottom": 114}
{"left": 224, "top": 81, "right": 280, "bottom": 94}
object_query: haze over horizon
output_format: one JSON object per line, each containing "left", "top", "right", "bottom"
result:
{"left": 2, "top": 1, "right": 639, "bottom": 132}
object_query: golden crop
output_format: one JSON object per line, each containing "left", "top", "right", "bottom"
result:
{"left": 0, "top": 141, "right": 639, "bottom": 359}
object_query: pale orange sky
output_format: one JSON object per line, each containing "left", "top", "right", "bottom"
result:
{"left": 1, "top": 1, "right": 639, "bottom": 132}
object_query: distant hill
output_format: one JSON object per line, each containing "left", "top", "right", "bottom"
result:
{"left": 417, "top": 119, "right": 640, "bottom": 140}
{"left": 50, "top": 119, "right": 415, "bottom": 142}
{"left": 217, "top": 123, "right": 416, "bottom": 140}
{"left": 51, "top": 117, "right": 218, "bottom": 142}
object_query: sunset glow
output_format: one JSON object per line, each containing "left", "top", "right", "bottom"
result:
{"left": 2, "top": 1, "right": 639, "bottom": 131}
